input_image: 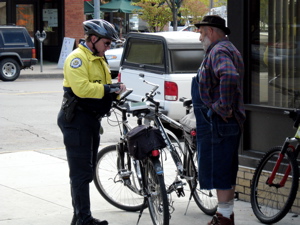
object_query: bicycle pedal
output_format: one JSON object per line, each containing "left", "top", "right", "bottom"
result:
{"left": 168, "top": 181, "right": 185, "bottom": 197}
{"left": 175, "top": 187, "right": 185, "bottom": 197}
{"left": 118, "top": 169, "right": 132, "bottom": 180}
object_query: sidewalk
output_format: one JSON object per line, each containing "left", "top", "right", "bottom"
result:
{"left": 0, "top": 150, "right": 299, "bottom": 225}
{"left": 19, "top": 61, "right": 64, "bottom": 79}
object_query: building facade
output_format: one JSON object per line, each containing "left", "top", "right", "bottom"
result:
{"left": 228, "top": 0, "right": 300, "bottom": 212}
{"left": 0, "top": 0, "right": 85, "bottom": 61}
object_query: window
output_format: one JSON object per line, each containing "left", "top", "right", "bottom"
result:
{"left": 170, "top": 50, "right": 203, "bottom": 73}
{"left": 251, "top": 0, "right": 300, "bottom": 109}
{"left": 0, "top": 1, "right": 6, "bottom": 25}
{"left": 16, "top": 4, "right": 34, "bottom": 37}
{"left": 125, "top": 40, "right": 164, "bottom": 67}
{"left": 2, "top": 30, "right": 26, "bottom": 44}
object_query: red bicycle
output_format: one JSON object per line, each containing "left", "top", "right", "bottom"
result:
{"left": 250, "top": 110, "right": 300, "bottom": 224}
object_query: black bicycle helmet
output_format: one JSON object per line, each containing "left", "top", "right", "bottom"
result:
{"left": 83, "top": 19, "right": 119, "bottom": 41}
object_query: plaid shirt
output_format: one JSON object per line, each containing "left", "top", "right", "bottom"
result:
{"left": 197, "top": 37, "right": 246, "bottom": 129}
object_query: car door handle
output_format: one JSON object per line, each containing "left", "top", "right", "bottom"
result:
{"left": 139, "top": 73, "right": 145, "bottom": 78}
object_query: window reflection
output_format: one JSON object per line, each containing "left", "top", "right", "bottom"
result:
{"left": 16, "top": 4, "right": 34, "bottom": 37}
{"left": 0, "top": 2, "right": 6, "bottom": 25}
{"left": 251, "top": 0, "right": 300, "bottom": 109}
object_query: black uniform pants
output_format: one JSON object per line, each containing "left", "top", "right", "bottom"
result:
{"left": 57, "top": 109, "right": 100, "bottom": 223}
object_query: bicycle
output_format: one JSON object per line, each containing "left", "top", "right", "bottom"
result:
{"left": 139, "top": 79, "right": 218, "bottom": 216}
{"left": 94, "top": 89, "right": 170, "bottom": 225}
{"left": 250, "top": 109, "right": 300, "bottom": 224}
{"left": 94, "top": 79, "right": 218, "bottom": 219}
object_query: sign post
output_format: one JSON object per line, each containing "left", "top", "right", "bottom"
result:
{"left": 35, "top": 30, "right": 47, "bottom": 72}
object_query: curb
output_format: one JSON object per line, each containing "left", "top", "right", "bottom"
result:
{"left": 20, "top": 73, "right": 63, "bottom": 79}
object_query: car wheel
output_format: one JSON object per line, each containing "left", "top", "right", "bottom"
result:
{"left": 0, "top": 58, "right": 21, "bottom": 81}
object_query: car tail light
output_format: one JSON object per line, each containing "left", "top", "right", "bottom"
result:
{"left": 164, "top": 81, "right": 178, "bottom": 101}
{"left": 118, "top": 72, "right": 121, "bottom": 82}
{"left": 32, "top": 48, "right": 36, "bottom": 58}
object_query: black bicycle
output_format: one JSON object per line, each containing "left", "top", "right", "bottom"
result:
{"left": 138, "top": 79, "right": 218, "bottom": 216}
{"left": 93, "top": 89, "right": 169, "bottom": 225}
{"left": 250, "top": 109, "right": 300, "bottom": 224}
{"left": 94, "top": 80, "right": 218, "bottom": 219}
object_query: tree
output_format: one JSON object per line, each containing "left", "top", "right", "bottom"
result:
{"left": 164, "top": 0, "right": 182, "bottom": 31}
{"left": 180, "top": 0, "right": 209, "bottom": 25}
{"left": 133, "top": 0, "right": 172, "bottom": 32}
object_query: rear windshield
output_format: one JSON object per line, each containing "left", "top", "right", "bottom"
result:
{"left": 2, "top": 30, "right": 27, "bottom": 45}
{"left": 125, "top": 40, "right": 164, "bottom": 67}
{"left": 170, "top": 49, "right": 204, "bottom": 73}
{"left": 123, "top": 37, "right": 204, "bottom": 73}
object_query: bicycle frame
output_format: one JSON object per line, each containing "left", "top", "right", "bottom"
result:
{"left": 266, "top": 109, "right": 300, "bottom": 187}
{"left": 142, "top": 80, "right": 198, "bottom": 185}
{"left": 267, "top": 137, "right": 300, "bottom": 188}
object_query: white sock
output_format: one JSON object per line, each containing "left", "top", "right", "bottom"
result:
{"left": 217, "top": 200, "right": 234, "bottom": 219}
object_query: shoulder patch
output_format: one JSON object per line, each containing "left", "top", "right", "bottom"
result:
{"left": 70, "top": 58, "right": 82, "bottom": 68}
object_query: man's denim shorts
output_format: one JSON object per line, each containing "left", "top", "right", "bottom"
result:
{"left": 194, "top": 105, "right": 241, "bottom": 190}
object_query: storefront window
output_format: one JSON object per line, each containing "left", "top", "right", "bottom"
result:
{"left": 16, "top": 4, "right": 34, "bottom": 36}
{"left": 0, "top": 1, "right": 6, "bottom": 25}
{"left": 251, "top": 0, "right": 300, "bottom": 108}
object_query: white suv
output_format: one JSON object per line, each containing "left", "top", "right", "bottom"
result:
{"left": 118, "top": 32, "right": 204, "bottom": 120}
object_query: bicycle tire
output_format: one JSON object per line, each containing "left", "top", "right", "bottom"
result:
{"left": 186, "top": 146, "right": 218, "bottom": 215}
{"left": 93, "top": 145, "right": 144, "bottom": 211}
{"left": 160, "top": 130, "right": 184, "bottom": 190}
{"left": 250, "top": 146, "right": 299, "bottom": 224}
{"left": 145, "top": 157, "right": 170, "bottom": 225}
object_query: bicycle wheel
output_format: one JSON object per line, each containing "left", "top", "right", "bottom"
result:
{"left": 187, "top": 144, "right": 218, "bottom": 215}
{"left": 144, "top": 157, "right": 170, "bottom": 225}
{"left": 250, "top": 146, "right": 299, "bottom": 224}
{"left": 93, "top": 145, "right": 144, "bottom": 211}
{"left": 160, "top": 130, "right": 184, "bottom": 190}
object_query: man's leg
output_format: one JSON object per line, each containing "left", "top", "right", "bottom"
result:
{"left": 217, "top": 188, "right": 235, "bottom": 219}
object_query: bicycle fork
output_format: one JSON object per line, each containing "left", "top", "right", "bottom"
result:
{"left": 267, "top": 138, "right": 300, "bottom": 188}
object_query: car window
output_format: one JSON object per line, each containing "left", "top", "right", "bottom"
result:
{"left": 125, "top": 40, "right": 164, "bottom": 67}
{"left": 170, "top": 49, "right": 203, "bottom": 73}
{"left": 2, "top": 30, "right": 27, "bottom": 45}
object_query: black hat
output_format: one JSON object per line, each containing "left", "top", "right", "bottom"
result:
{"left": 195, "top": 15, "right": 230, "bottom": 35}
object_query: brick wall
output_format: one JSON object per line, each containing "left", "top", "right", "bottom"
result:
{"left": 236, "top": 166, "right": 300, "bottom": 214}
{"left": 64, "top": 0, "right": 86, "bottom": 45}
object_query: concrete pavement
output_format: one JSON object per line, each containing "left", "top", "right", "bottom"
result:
{"left": 1, "top": 62, "right": 299, "bottom": 224}
{"left": 19, "top": 61, "right": 64, "bottom": 79}
{"left": 1, "top": 149, "right": 300, "bottom": 225}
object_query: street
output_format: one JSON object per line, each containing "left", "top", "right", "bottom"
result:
{"left": 0, "top": 78, "right": 130, "bottom": 158}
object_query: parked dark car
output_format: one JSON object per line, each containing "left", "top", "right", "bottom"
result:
{"left": 0, "top": 25, "right": 37, "bottom": 81}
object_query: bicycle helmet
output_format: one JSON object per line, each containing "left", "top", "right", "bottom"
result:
{"left": 83, "top": 19, "right": 119, "bottom": 41}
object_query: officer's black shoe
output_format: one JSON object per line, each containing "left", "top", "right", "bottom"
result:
{"left": 71, "top": 214, "right": 77, "bottom": 225}
{"left": 76, "top": 217, "right": 108, "bottom": 225}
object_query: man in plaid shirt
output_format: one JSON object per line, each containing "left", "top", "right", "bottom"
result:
{"left": 192, "top": 15, "right": 245, "bottom": 225}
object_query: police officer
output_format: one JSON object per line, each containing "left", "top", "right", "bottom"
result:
{"left": 57, "top": 19, "right": 126, "bottom": 225}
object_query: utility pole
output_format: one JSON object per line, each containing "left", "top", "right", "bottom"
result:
{"left": 209, "top": 0, "right": 214, "bottom": 15}
{"left": 94, "top": 0, "right": 100, "bottom": 19}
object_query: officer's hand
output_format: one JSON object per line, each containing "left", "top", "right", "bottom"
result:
{"left": 108, "top": 83, "right": 126, "bottom": 94}
{"left": 116, "top": 84, "right": 126, "bottom": 94}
